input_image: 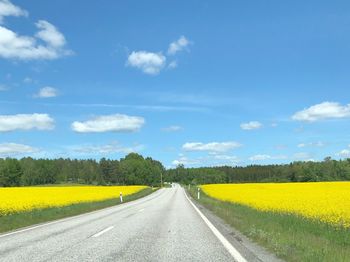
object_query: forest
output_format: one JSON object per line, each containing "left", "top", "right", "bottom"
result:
{"left": 166, "top": 157, "right": 350, "bottom": 184}
{"left": 1, "top": 154, "right": 350, "bottom": 187}
{"left": 0, "top": 153, "right": 164, "bottom": 187}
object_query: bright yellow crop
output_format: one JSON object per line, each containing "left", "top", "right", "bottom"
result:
{"left": 0, "top": 186, "right": 147, "bottom": 216}
{"left": 201, "top": 182, "right": 350, "bottom": 228}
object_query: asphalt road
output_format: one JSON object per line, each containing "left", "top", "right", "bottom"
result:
{"left": 0, "top": 184, "right": 276, "bottom": 262}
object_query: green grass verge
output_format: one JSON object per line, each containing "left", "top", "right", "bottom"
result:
{"left": 187, "top": 186, "right": 350, "bottom": 262}
{"left": 0, "top": 187, "right": 155, "bottom": 234}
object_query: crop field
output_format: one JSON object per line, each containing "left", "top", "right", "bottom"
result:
{"left": 201, "top": 182, "right": 350, "bottom": 228}
{"left": 0, "top": 185, "right": 147, "bottom": 216}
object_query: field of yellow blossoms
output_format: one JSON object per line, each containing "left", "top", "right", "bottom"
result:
{"left": 201, "top": 182, "right": 350, "bottom": 228}
{"left": 0, "top": 186, "right": 147, "bottom": 216}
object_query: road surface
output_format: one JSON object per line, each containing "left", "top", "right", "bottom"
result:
{"left": 0, "top": 184, "right": 274, "bottom": 262}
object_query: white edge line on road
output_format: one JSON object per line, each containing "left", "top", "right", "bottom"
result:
{"left": 183, "top": 188, "right": 247, "bottom": 262}
{"left": 0, "top": 188, "right": 165, "bottom": 239}
{"left": 0, "top": 217, "right": 73, "bottom": 239}
{"left": 92, "top": 226, "right": 114, "bottom": 238}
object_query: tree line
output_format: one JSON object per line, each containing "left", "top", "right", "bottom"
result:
{"left": 2, "top": 154, "right": 350, "bottom": 187}
{"left": 165, "top": 157, "right": 350, "bottom": 184}
{"left": 0, "top": 153, "right": 164, "bottom": 187}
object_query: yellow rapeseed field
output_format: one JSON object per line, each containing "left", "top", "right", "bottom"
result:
{"left": 0, "top": 186, "right": 147, "bottom": 216}
{"left": 201, "top": 182, "right": 350, "bottom": 228}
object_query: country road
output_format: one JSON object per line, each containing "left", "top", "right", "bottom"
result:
{"left": 0, "top": 185, "right": 279, "bottom": 262}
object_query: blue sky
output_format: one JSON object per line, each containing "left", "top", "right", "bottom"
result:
{"left": 1, "top": 0, "right": 350, "bottom": 167}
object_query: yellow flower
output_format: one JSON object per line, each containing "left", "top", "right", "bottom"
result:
{"left": 201, "top": 182, "right": 350, "bottom": 228}
{"left": 0, "top": 186, "right": 147, "bottom": 216}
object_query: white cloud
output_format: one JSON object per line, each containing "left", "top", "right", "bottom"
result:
{"left": 71, "top": 114, "right": 145, "bottom": 133}
{"left": 127, "top": 51, "right": 166, "bottom": 75}
{"left": 72, "top": 142, "right": 143, "bottom": 155}
{"left": 127, "top": 35, "right": 191, "bottom": 75}
{"left": 249, "top": 154, "right": 288, "bottom": 161}
{"left": 292, "top": 102, "right": 350, "bottom": 122}
{"left": 0, "top": 15, "right": 72, "bottom": 60}
{"left": 172, "top": 156, "right": 200, "bottom": 166}
{"left": 338, "top": 149, "right": 350, "bottom": 158}
{"left": 168, "top": 36, "right": 190, "bottom": 55}
{"left": 240, "top": 121, "right": 263, "bottom": 130}
{"left": 212, "top": 154, "right": 240, "bottom": 163}
{"left": 162, "top": 125, "right": 183, "bottom": 132}
{"left": 0, "top": 113, "right": 54, "bottom": 132}
{"left": 298, "top": 141, "right": 324, "bottom": 148}
{"left": 23, "top": 77, "right": 33, "bottom": 83}
{"left": 168, "top": 60, "right": 178, "bottom": 69}
{"left": 182, "top": 141, "right": 241, "bottom": 153}
{"left": 249, "top": 154, "right": 271, "bottom": 161}
{"left": 35, "top": 20, "right": 66, "bottom": 48}
{"left": 301, "top": 158, "right": 316, "bottom": 162}
{"left": 172, "top": 154, "right": 240, "bottom": 167}
{"left": 0, "top": 0, "right": 27, "bottom": 23}
{"left": 0, "top": 142, "right": 38, "bottom": 156}
{"left": 34, "top": 86, "right": 58, "bottom": 98}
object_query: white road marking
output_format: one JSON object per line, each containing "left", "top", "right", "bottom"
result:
{"left": 92, "top": 226, "right": 114, "bottom": 238}
{"left": 138, "top": 208, "right": 144, "bottom": 212}
{"left": 0, "top": 219, "right": 71, "bottom": 239}
{"left": 183, "top": 188, "right": 247, "bottom": 262}
{"left": 0, "top": 207, "right": 119, "bottom": 239}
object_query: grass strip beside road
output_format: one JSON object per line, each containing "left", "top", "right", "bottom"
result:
{"left": 0, "top": 187, "right": 155, "bottom": 234}
{"left": 187, "top": 186, "right": 350, "bottom": 262}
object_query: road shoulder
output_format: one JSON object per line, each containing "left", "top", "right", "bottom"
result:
{"left": 184, "top": 188, "right": 283, "bottom": 262}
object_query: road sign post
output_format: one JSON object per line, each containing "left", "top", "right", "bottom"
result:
{"left": 120, "top": 192, "right": 123, "bottom": 203}
{"left": 197, "top": 187, "right": 200, "bottom": 200}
